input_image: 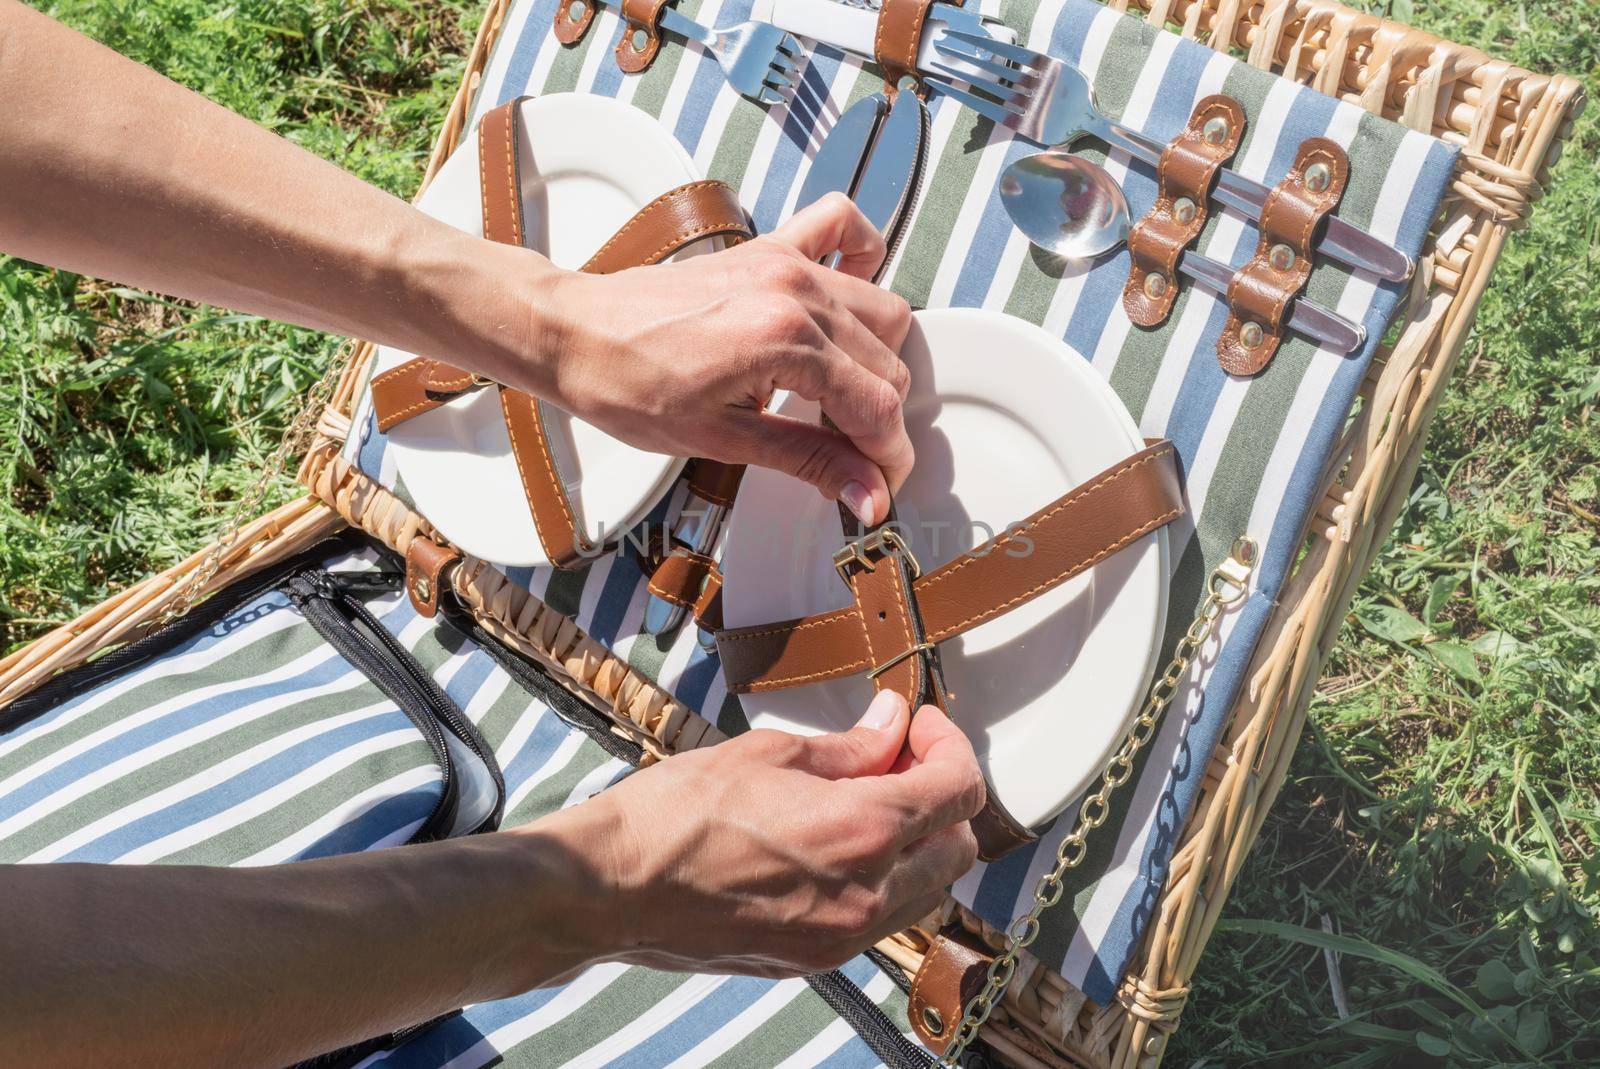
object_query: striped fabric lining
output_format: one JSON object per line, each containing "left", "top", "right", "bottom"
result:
{"left": 4, "top": 539, "right": 910, "bottom": 1067}
{"left": 339, "top": 0, "right": 1458, "bottom": 1004}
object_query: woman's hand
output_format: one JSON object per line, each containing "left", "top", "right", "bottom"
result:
{"left": 521, "top": 194, "right": 915, "bottom": 527}
{"left": 537, "top": 692, "right": 984, "bottom": 978}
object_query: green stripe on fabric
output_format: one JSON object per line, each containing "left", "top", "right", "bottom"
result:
{"left": 703, "top": 983, "right": 844, "bottom": 1069}
{"left": 156, "top": 739, "right": 440, "bottom": 866}
{"left": 540, "top": 13, "right": 605, "bottom": 95}
{"left": 627, "top": 0, "right": 703, "bottom": 119}
{"left": 507, "top": 967, "right": 698, "bottom": 1065}
{"left": 502, "top": 736, "right": 615, "bottom": 828}
{"left": 475, "top": 673, "right": 549, "bottom": 755}
{"left": 624, "top": 629, "right": 673, "bottom": 686}
{"left": 0, "top": 678, "right": 391, "bottom": 860}
{"left": 0, "top": 604, "right": 326, "bottom": 784}
{"left": 706, "top": 98, "right": 770, "bottom": 194}
{"left": 892, "top": 109, "right": 997, "bottom": 309}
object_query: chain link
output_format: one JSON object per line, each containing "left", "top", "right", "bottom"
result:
{"left": 153, "top": 343, "right": 351, "bottom": 629}
{"left": 938, "top": 536, "right": 1257, "bottom": 1066}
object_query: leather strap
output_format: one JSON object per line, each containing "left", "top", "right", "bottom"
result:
{"left": 369, "top": 98, "right": 753, "bottom": 567}
{"left": 1218, "top": 137, "right": 1349, "bottom": 375}
{"left": 717, "top": 439, "right": 1184, "bottom": 694}
{"left": 873, "top": 0, "right": 958, "bottom": 94}
{"left": 553, "top": 0, "right": 596, "bottom": 45}
{"left": 907, "top": 924, "right": 996, "bottom": 1053}
{"left": 685, "top": 459, "right": 745, "bottom": 508}
{"left": 404, "top": 536, "right": 462, "bottom": 618}
{"left": 370, "top": 177, "right": 748, "bottom": 430}
{"left": 1123, "top": 95, "right": 1244, "bottom": 327}
{"left": 616, "top": 0, "right": 673, "bottom": 73}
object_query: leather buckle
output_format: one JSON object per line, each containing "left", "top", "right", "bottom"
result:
{"left": 832, "top": 527, "right": 920, "bottom": 582}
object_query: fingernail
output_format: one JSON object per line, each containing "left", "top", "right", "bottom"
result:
{"left": 858, "top": 689, "right": 904, "bottom": 731}
{"left": 840, "top": 481, "right": 876, "bottom": 526}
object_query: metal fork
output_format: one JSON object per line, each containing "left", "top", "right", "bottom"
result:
{"left": 925, "top": 29, "right": 1414, "bottom": 282}
{"left": 597, "top": 0, "right": 805, "bottom": 103}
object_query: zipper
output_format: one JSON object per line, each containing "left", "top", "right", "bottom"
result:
{"left": 284, "top": 568, "right": 504, "bottom": 839}
{"left": 806, "top": 968, "right": 937, "bottom": 1068}
{"left": 2, "top": 536, "right": 362, "bottom": 733}
{"left": 437, "top": 600, "right": 647, "bottom": 766}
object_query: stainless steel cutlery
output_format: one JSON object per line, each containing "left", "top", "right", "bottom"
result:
{"left": 926, "top": 29, "right": 1414, "bottom": 283}
{"left": 591, "top": 0, "right": 804, "bottom": 102}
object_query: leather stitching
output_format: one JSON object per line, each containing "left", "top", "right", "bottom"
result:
{"left": 500, "top": 389, "right": 572, "bottom": 565}
{"left": 916, "top": 443, "right": 1172, "bottom": 592}
{"left": 738, "top": 657, "right": 871, "bottom": 690}
{"left": 908, "top": 935, "right": 952, "bottom": 1044}
{"left": 581, "top": 181, "right": 739, "bottom": 270}
{"left": 883, "top": 553, "right": 920, "bottom": 703}
{"left": 718, "top": 605, "right": 861, "bottom": 642}
{"left": 929, "top": 504, "right": 1182, "bottom": 640}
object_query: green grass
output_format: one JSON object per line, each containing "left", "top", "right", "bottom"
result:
{"left": 2, "top": 1, "right": 1597, "bottom": 1066}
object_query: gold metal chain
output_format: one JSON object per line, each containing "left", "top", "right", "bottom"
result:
{"left": 939, "top": 535, "right": 1258, "bottom": 1066}
{"left": 154, "top": 342, "right": 351, "bottom": 628}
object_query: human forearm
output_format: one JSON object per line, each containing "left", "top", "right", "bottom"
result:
{"left": 0, "top": 0, "right": 559, "bottom": 396}
{"left": 0, "top": 825, "right": 602, "bottom": 1068}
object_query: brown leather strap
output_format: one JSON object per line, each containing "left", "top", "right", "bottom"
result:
{"left": 717, "top": 439, "right": 1184, "bottom": 694}
{"left": 874, "top": 0, "right": 955, "bottom": 93}
{"left": 647, "top": 548, "right": 718, "bottom": 608}
{"left": 1218, "top": 137, "right": 1349, "bottom": 375}
{"left": 908, "top": 924, "right": 996, "bottom": 1052}
{"left": 1124, "top": 95, "right": 1244, "bottom": 327}
{"left": 370, "top": 99, "right": 754, "bottom": 566}
{"left": 404, "top": 535, "right": 462, "bottom": 619}
{"left": 580, "top": 181, "right": 751, "bottom": 273}
{"left": 685, "top": 459, "right": 745, "bottom": 508}
{"left": 553, "top": 0, "right": 596, "bottom": 44}
{"left": 616, "top": 0, "right": 673, "bottom": 73}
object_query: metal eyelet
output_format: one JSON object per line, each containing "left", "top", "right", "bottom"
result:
{"left": 1268, "top": 243, "right": 1296, "bottom": 271}
{"left": 1239, "top": 321, "right": 1265, "bottom": 350}
{"left": 1202, "top": 116, "right": 1230, "bottom": 145}
{"left": 1304, "top": 161, "right": 1332, "bottom": 193}
{"left": 1142, "top": 272, "right": 1169, "bottom": 299}
{"left": 630, "top": 27, "right": 650, "bottom": 51}
{"left": 567, "top": 0, "right": 586, "bottom": 21}
{"left": 1172, "top": 196, "right": 1197, "bottom": 225}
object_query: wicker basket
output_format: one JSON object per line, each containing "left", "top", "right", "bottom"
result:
{"left": 0, "top": 1, "right": 1582, "bottom": 1066}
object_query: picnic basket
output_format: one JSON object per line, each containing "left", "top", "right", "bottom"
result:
{"left": 0, "top": 0, "right": 1583, "bottom": 1066}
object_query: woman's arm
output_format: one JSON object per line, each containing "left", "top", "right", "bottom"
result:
{"left": 0, "top": 0, "right": 912, "bottom": 523}
{"left": 0, "top": 696, "right": 981, "bottom": 1068}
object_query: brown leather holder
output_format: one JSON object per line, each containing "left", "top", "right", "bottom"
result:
{"left": 717, "top": 439, "right": 1185, "bottom": 858}
{"left": 614, "top": 0, "right": 674, "bottom": 73}
{"left": 1123, "top": 95, "right": 1245, "bottom": 327}
{"left": 873, "top": 0, "right": 961, "bottom": 94}
{"left": 1217, "top": 136, "right": 1349, "bottom": 376}
{"left": 404, "top": 537, "right": 462, "bottom": 618}
{"left": 369, "top": 97, "right": 753, "bottom": 569}
{"left": 908, "top": 922, "right": 996, "bottom": 1052}
{"left": 553, "top": 0, "right": 596, "bottom": 45}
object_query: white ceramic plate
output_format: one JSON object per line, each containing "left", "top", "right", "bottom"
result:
{"left": 373, "top": 95, "right": 716, "bottom": 567}
{"left": 721, "top": 308, "right": 1170, "bottom": 830}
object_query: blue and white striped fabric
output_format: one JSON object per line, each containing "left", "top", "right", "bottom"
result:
{"left": 340, "top": 0, "right": 1458, "bottom": 1004}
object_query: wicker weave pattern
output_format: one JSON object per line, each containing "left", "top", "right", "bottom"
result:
{"left": 0, "top": 0, "right": 1581, "bottom": 1066}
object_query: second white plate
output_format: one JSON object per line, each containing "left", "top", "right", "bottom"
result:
{"left": 720, "top": 308, "right": 1170, "bottom": 831}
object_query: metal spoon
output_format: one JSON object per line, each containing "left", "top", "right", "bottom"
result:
{"left": 999, "top": 150, "right": 1366, "bottom": 354}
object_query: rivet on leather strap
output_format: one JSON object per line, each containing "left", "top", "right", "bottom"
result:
{"left": 615, "top": 0, "right": 674, "bottom": 73}
{"left": 1217, "top": 136, "right": 1350, "bottom": 376}
{"left": 1123, "top": 94, "right": 1245, "bottom": 328}
{"left": 872, "top": 0, "right": 960, "bottom": 94}
{"left": 908, "top": 924, "right": 997, "bottom": 1053}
